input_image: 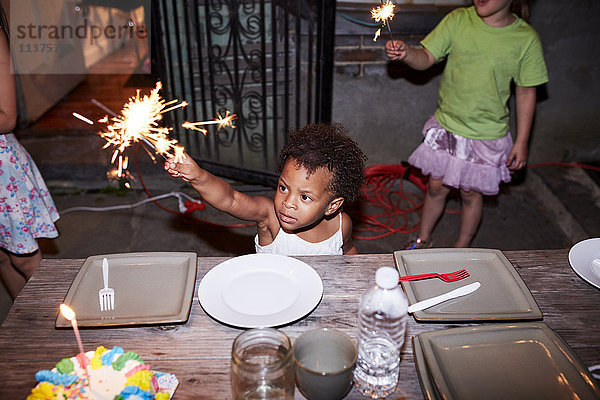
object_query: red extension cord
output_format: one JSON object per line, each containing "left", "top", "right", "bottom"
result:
{"left": 133, "top": 144, "right": 600, "bottom": 240}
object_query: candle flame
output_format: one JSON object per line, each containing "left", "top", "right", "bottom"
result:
{"left": 60, "top": 304, "right": 76, "bottom": 321}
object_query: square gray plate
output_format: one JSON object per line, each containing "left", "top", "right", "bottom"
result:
{"left": 412, "top": 335, "right": 440, "bottom": 400}
{"left": 417, "top": 322, "right": 600, "bottom": 400}
{"left": 56, "top": 252, "right": 197, "bottom": 327}
{"left": 394, "top": 248, "right": 542, "bottom": 321}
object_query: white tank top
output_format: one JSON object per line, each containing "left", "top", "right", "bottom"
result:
{"left": 255, "top": 213, "right": 344, "bottom": 255}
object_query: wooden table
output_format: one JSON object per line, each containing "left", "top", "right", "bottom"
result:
{"left": 1, "top": 250, "right": 599, "bottom": 399}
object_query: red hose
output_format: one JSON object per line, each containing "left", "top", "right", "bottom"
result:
{"left": 352, "top": 163, "right": 428, "bottom": 240}
{"left": 132, "top": 146, "right": 600, "bottom": 238}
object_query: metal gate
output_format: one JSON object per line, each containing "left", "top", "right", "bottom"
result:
{"left": 153, "top": 0, "right": 336, "bottom": 185}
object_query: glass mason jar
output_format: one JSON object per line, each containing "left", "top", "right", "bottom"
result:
{"left": 231, "top": 328, "right": 295, "bottom": 400}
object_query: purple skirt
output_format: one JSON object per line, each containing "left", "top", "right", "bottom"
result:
{"left": 408, "top": 116, "right": 512, "bottom": 196}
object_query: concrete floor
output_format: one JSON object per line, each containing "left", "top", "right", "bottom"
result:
{"left": 2, "top": 156, "right": 598, "bottom": 325}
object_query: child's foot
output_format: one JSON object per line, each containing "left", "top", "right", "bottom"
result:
{"left": 401, "top": 236, "right": 433, "bottom": 250}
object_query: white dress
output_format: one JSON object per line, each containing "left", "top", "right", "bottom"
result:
{"left": 255, "top": 213, "right": 343, "bottom": 255}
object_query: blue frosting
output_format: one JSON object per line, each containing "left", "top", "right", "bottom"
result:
{"left": 35, "top": 370, "right": 78, "bottom": 386}
{"left": 120, "top": 385, "right": 154, "bottom": 400}
{"left": 101, "top": 346, "right": 124, "bottom": 366}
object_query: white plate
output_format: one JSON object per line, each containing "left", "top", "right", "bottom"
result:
{"left": 198, "top": 254, "right": 323, "bottom": 328}
{"left": 569, "top": 237, "right": 600, "bottom": 289}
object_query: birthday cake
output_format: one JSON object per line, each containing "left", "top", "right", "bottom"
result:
{"left": 27, "top": 346, "right": 178, "bottom": 400}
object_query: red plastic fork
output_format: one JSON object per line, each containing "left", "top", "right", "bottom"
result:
{"left": 398, "top": 269, "right": 469, "bottom": 283}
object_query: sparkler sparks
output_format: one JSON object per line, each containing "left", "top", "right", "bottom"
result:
{"left": 99, "top": 81, "right": 185, "bottom": 169}
{"left": 107, "top": 167, "right": 134, "bottom": 189}
{"left": 73, "top": 81, "right": 236, "bottom": 181}
{"left": 371, "top": 0, "right": 395, "bottom": 42}
{"left": 72, "top": 112, "right": 94, "bottom": 125}
{"left": 181, "top": 111, "right": 237, "bottom": 135}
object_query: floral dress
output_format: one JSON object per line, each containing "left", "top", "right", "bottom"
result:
{"left": 0, "top": 133, "right": 59, "bottom": 254}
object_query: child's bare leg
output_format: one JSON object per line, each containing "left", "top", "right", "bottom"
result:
{"left": 455, "top": 189, "right": 483, "bottom": 248}
{"left": 11, "top": 250, "right": 42, "bottom": 280}
{"left": 0, "top": 249, "right": 41, "bottom": 300}
{"left": 419, "top": 178, "right": 451, "bottom": 242}
{"left": 0, "top": 250, "right": 26, "bottom": 299}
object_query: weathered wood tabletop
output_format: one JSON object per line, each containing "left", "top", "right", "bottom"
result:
{"left": 1, "top": 250, "right": 599, "bottom": 399}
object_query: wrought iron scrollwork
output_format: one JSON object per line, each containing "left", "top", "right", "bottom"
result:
{"left": 156, "top": 0, "right": 334, "bottom": 177}
{"left": 206, "top": 0, "right": 265, "bottom": 153}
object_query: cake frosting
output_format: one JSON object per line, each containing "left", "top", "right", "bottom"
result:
{"left": 27, "top": 346, "right": 172, "bottom": 400}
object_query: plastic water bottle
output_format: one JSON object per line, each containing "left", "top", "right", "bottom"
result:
{"left": 353, "top": 267, "right": 408, "bottom": 398}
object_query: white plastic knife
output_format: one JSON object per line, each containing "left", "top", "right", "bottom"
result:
{"left": 407, "top": 281, "right": 481, "bottom": 313}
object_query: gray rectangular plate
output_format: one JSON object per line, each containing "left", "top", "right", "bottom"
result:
{"left": 56, "top": 252, "right": 197, "bottom": 327}
{"left": 412, "top": 335, "right": 440, "bottom": 400}
{"left": 394, "top": 248, "right": 542, "bottom": 321}
{"left": 418, "top": 323, "right": 600, "bottom": 400}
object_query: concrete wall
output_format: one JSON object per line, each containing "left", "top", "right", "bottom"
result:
{"left": 3, "top": 0, "right": 85, "bottom": 125}
{"left": 3, "top": 0, "right": 140, "bottom": 125}
{"left": 331, "top": 1, "right": 600, "bottom": 166}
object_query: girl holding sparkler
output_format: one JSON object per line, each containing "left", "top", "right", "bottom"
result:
{"left": 0, "top": 5, "right": 59, "bottom": 299}
{"left": 165, "top": 123, "right": 366, "bottom": 255}
{"left": 385, "top": 0, "right": 547, "bottom": 248}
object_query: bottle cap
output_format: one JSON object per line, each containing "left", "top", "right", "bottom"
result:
{"left": 375, "top": 267, "right": 399, "bottom": 289}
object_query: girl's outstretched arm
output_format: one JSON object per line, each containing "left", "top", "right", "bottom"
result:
{"left": 507, "top": 85, "right": 537, "bottom": 170}
{"left": 385, "top": 40, "right": 436, "bottom": 71}
{"left": 165, "top": 154, "right": 272, "bottom": 223}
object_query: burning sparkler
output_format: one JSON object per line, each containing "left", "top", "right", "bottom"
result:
{"left": 99, "top": 81, "right": 187, "bottom": 171}
{"left": 371, "top": 0, "right": 395, "bottom": 42}
{"left": 73, "top": 82, "right": 236, "bottom": 180}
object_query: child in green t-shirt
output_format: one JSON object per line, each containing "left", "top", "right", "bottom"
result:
{"left": 386, "top": 0, "right": 548, "bottom": 248}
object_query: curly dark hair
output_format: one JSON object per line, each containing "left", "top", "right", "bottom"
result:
{"left": 276, "top": 122, "right": 366, "bottom": 203}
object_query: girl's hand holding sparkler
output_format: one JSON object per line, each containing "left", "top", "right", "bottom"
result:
{"left": 165, "top": 154, "right": 248, "bottom": 212}
{"left": 385, "top": 40, "right": 436, "bottom": 71}
{"left": 165, "top": 154, "right": 271, "bottom": 223}
{"left": 164, "top": 154, "right": 204, "bottom": 184}
{"left": 385, "top": 40, "right": 408, "bottom": 61}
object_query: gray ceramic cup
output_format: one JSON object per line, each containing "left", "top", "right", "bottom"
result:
{"left": 293, "top": 328, "right": 358, "bottom": 400}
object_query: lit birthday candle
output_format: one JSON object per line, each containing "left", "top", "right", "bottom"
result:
{"left": 59, "top": 304, "right": 90, "bottom": 387}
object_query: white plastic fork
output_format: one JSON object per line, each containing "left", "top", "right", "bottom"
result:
{"left": 99, "top": 258, "right": 115, "bottom": 311}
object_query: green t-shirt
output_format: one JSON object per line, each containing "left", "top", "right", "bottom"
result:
{"left": 421, "top": 6, "right": 548, "bottom": 140}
